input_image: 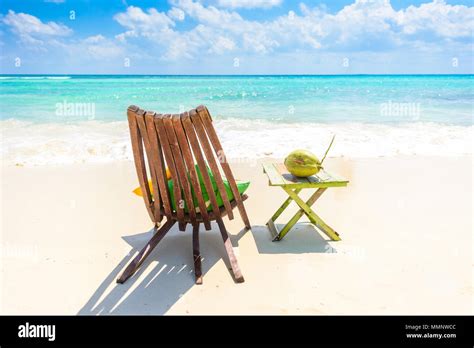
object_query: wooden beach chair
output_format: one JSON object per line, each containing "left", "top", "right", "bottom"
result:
{"left": 117, "top": 105, "right": 251, "bottom": 285}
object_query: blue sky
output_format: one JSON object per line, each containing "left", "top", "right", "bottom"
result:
{"left": 0, "top": 0, "right": 472, "bottom": 74}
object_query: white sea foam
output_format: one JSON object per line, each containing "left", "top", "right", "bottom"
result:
{"left": 1, "top": 120, "right": 131, "bottom": 165}
{"left": 0, "top": 118, "right": 472, "bottom": 166}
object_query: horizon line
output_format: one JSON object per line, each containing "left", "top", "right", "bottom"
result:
{"left": 1, "top": 73, "right": 473, "bottom": 77}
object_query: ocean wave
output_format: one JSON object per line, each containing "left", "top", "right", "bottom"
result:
{"left": 1, "top": 119, "right": 472, "bottom": 165}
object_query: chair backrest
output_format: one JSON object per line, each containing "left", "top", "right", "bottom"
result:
{"left": 127, "top": 105, "right": 246, "bottom": 231}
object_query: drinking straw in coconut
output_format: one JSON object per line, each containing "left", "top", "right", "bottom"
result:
{"left": 320, "top": 134, "right": 336, "bottom": 166}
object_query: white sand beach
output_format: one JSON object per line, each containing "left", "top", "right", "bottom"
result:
{"left": 1, "top": 156, "right": 472, "bottom": 315}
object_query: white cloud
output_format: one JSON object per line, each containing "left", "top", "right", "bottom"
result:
{"left": 2, "top": 10, "right": 124, "bottom": 60}
{"left": 172, "top": 0, "right": 243, "bottom": 27}
{"left": 54, "top": 35, "right": 125, "bottom": 60}
{"left": 82, "top": 34, "right": 106, "bottom": 44}
{"left": 112, "top": 0, "right": 472, "bottom": 61}
{"left": 2, "top": 10, "right": 72, "bottom": 52}
{"left": 113, "top": 6, "right": 175, "bottom": 32}
{"left": 3, "top": 0, "right": 472, "bottom": 69}
{"left": 113, "top": 5, "right": 179, "bottom": 47}
{"left": 319, "top": 0, "right": 473, "bottom": 45}
{"left": 397, "top": 0, "right": 474, "bottom": 38}
{"left": 109, "top": 0, "right": 469, "bottom": 61}
{"left": 208, "top": 35, "right": 236, "bottom": 53}
{"left": 113, "top": 1, "right": 283, "bottom": 58}
{"left": 3, "top": 10, "right": 72, "bottom": 39}
{"left": 216, "top": 0, "right": 282, "bottom": 9}
{"left": 85, "top": 42, "right": 124, "bottom": 59}
{"left": 168, "top": 7, "right": 185, "bottom": 21}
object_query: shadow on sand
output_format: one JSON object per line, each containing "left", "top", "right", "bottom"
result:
{"left": 78, "top": 223, "right": 247, "bottom": 315}
{"left": 251, "top": 223, "right": 335, "bottom": 254}
{"left": 78, "top": 222, "right": 335, "bottom": 315}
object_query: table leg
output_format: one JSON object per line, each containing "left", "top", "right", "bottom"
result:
{"left": 267, "top": 188, "right": 301, "bottom": 241}
{"left": 269, "top": 188, "right": 302, "bottom": 222}
{"left": 284, "top": 187, "right": 341, "bottom": 241}
{"left": 276, "top": 188, "right": 327, "bottom": 241}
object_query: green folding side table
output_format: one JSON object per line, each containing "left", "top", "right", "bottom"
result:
{"left": 262, "top": 163, "right": 349, "bottom": 242}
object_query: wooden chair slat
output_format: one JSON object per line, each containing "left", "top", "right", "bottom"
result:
{"left": 136, "top": 111, "right": 162, "bottom": 223}
{"left": 154, "top": 114, "right": 186, "bottom": 230}
{"left": 197, "top": 105, "right": 250, "bottom": 228}
{"left": 145, "top": 112, "right": 173, "bottom": 218}
{"left": 173, "top": 113, "right": 212, "bottom": 230}
{"left": 163, "top": 114, "right": 197, "bottom": 227}
{"left": 181, "top": 112, "right": 222, "bottom": 227}
{"left": 190, "top": 109, "right": 234, "bottom": 220}
{"left": 145, "top": 111, "right": 174, "bottom": 220}
{"left": 127, "top": 107, "right": 155, "bottom": 222}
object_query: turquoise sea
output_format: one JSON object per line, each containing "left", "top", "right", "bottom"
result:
{"left": 1, "top": 75, "right": 472, "bottom": 164}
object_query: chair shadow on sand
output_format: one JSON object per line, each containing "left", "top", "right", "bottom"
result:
{"left": 78, "top": 223, "right": 248, "bottom": 315}
{"left": 78, "top": 222, "right": 336, "bottom": 315}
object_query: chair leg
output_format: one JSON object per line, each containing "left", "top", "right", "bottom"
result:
{"left": 238, "top": 204, "right": 252, "bottom": 230}
{"left": 117, "top": 220, "right": 175, "bottom": 284}
{"left": 216, "top": 218, "right": 244, "bottom": 283}
{"left": 192, "top": 224, "right": 203, "bottom": 285}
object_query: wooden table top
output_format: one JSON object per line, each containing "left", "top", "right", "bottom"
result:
{"left": 262, "top": 162, "right": 349, "bottom": 188}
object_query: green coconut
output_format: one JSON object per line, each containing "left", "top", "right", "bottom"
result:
{"left": 284, "top": 150, "right": 322, "bottom": 177}
{"left": 284, "top": 135, "right": 335, "bottom": 178}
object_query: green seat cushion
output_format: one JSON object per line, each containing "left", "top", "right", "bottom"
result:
{"left": 168, "top": 165, "right": 249, "bottom": 213}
